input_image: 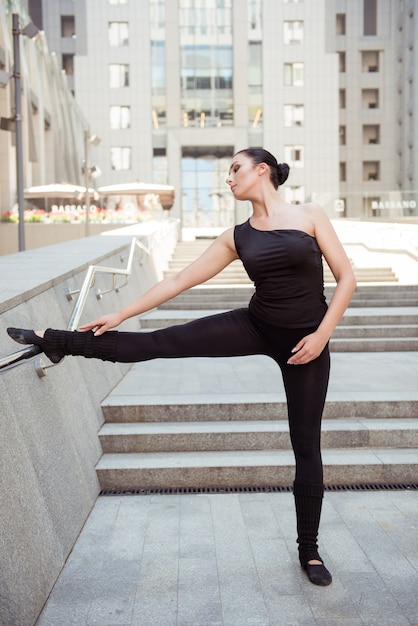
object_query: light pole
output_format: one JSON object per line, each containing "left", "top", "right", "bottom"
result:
{"left": 83, "top": 130, "right": 101, "bottom": 236}
{"left": 12, "top": 13, "right": 26, "bottom": 251}
{"left": 0, "top": 15, "right": 40, "bottom": 251}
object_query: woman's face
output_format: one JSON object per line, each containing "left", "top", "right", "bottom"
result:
{"left": 226, "top": 153, "right": 260, "bottom": 201}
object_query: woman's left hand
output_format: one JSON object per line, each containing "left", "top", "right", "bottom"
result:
{"left": 287, "top": 331, "right": 329, "bottom": 365}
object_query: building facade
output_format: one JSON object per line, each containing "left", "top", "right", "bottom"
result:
{"left": 0, "top": 0, "right": 88, "bottom": 218}
{"left": 327, "top": 0, "right": 417, "bottom": 218}
{"left": 7, "top": 0, "right": 418, "bottom": 227}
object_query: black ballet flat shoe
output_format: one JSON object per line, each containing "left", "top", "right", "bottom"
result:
{"left": 7, "top": 327, "right": 42, "bottom": 346}
{"left": 303, "top": 562, "right": 332, "bottom": 586}
{"left": 7, "top": 327, "right": 63, "bottom": 363}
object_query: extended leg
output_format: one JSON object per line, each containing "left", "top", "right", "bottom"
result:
{"left": 115, "top": 309, "right": 267, "bottom": 362}
{"left": 7, "top": 309, "right": 268, "bottom": 364}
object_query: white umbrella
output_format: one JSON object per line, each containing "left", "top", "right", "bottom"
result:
{"left": 24, "top": 183, "right": 99, "bottom": 205}
{"left": 98, "top": 181, "right": 175, "bottom": 210}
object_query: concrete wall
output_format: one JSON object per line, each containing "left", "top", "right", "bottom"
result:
{"left": 332, "top": 219, "right": 418, "bottom": 284}
{"left": 0, "top": 220, "right": 178, "bottom": 626}
{"left": 0, "top": 222, "right": 137, "bottom": 256}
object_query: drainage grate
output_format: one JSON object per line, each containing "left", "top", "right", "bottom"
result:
{"left": 100, "top": 483, "right": 418, "bottom": 497}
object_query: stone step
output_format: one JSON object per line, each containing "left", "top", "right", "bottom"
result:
{"left": 159, "top": 283, "right": 418, "bottom": 307}
{"left": 331, "top": 337, "right": 418, "bottom": 351}
{"left": 139, "top": 308, "right": 418, "bottom": 328}
{"left": 101, "top": 397, "right": 418, "bottom": 423}
{"left": 164, "top": 269, "right": 399, "bottom": 285}
{"left": 341, "top": 310, "right": 418, "bottom": 325}
{"left": 99, "top": 418, "right": 418, "bottom": 453}
{"left": 172, "top": 285, "right": 418, "bottom": 297}
{"left": 138, "top": 310, "right": 418, "bottom": 350}
{"left": 168, "top": 261, "right": 398, "bottom": 274}
{"left": 96, "top": 448, "right": 418, "bottom": 490}
{"left": 160, "top": 297, "right": 418, "bottom": 309}
{"left": 166, "top": 242, "right": 400, "bottom": 284}
{"left": 332, "top": 324, "right": 418, "bottom": 338}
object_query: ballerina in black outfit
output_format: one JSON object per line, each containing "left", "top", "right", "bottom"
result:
{"left": 8, "top": 148, "right": 356, "bottom": 586}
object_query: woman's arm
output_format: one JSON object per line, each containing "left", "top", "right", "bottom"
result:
{"left": 80, "top": 227, "right": 239, "bottom": 335}
{"left": 287, "top": 205, "right": 356, "bottom": 364}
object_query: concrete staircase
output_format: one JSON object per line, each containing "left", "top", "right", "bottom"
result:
{"left": 165, "top": 239, "right": 400, "bottom": 285}
{"left": 95, "top": 239, "right": 418, "bottom": 491}
{"left": 142, "top": 237, "right": 418, "bottom": 353}
{"left": 141, "top": 285, "right": 418, "bottom": 353}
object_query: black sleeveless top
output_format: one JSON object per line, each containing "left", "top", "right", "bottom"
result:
{"left": 234, "top": 219, "right": 328, "bottom": 328}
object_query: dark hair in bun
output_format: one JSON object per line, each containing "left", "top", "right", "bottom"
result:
{"left": 234, "top": 148, "right": 290, "bottom": 189}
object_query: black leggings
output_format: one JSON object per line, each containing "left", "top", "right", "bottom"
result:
{"left": 115, "top": 308, "right": 330, "bottom": 485}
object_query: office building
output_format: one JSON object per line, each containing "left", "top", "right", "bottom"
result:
{"left": 21, "top": 0, "right": 418, "bottom": 226}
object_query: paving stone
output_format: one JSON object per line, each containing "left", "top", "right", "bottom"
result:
{"left": 36, "top": 491, "right": 418, "bottom": 626}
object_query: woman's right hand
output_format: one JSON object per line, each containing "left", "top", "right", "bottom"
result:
{"left": 79, "top": 311, "right": 123, "bottom": 335}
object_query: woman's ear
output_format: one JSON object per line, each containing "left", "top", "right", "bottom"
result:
{"left": 258, "top": 163, "right": 268, "bottom": 177}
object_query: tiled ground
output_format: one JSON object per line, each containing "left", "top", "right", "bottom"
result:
{"left": 37, "top": 489, "right": 418, "bottom": 626}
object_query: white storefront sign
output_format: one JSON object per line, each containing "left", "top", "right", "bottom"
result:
{"left": 371, "top": 200, "right": 417, "bottom": 210}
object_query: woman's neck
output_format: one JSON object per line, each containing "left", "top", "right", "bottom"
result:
{"left": 250, "top": 188, "right": 286, "bottom": 218}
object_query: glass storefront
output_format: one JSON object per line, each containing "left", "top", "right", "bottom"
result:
{"left": 181, "top": 147, "right": 235, "bottom": 228}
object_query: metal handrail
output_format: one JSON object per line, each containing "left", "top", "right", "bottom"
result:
{"left": 0, "top": 237, "right": 150, "bottom": 375}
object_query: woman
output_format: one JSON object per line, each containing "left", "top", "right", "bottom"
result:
{"left": 8, "top": 148, "right": 356, "bottom": 586}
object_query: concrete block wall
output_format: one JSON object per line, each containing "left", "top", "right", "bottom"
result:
{"left": 0, "top": 220, "right": 178, "bottom": 626}
{"left": 332, "top": 220, "right": 418, "bottom": 284}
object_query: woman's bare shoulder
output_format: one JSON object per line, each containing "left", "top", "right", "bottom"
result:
{"left": 299, "top": 202, "right": 331, "bottom": 229}
{"left": 218, "top": 226, "right": 237, "bottom": 249}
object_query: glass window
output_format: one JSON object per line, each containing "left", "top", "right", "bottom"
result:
{"left": 284, "top": 63, "right": 304, "bottom": 86}
{"left": 336, "top": 14, "right": 346, "bottom": 35}
{"left": 110, "top": 106, "right": 130, "bottom": 129}
{"left": 339, "top": 89, "right": 346, "bottom": 109}
{"left": 179, "top": 0, "right": 232, "bottom": 38}
{"left": 109, "top": 64, "right": 129, "bottom": 88}
{"left": 339, "top": 51, "right": 346, "bottom": 72}
{"left": 179, "top": 2, "right": 233, "bottom": 127}
{"left": 340, "top": 162, "right": 346, "bottom": 182}
{"left": 181, "top": 146, "right": 234, "bottom": 228}
{"left": 339, "top": 125, "right": 346, "bottom": 145}
{"left": 150, "top": 0, "right": 165, "bottom": 38}
{"left": 283, "top": 21, "right": 304, "bottom": 45}
{"left": 151, "top": 41, "right": 166, "bottom": 125}
{"left": 363, "top": 161, "right": 380, "bottom": 181}
{"left": 284, "top": 145, "right": 304, "bottom": 168}
{"left": 108, "top": 22, "right": 129, "bottom": 47}
{"left": 363, "top": 124, "right": 380, "bottom": 144}
{"left": 361, "top": 50, "right": 379, "bottom": 72}
{"left": 61, "top": 15, "right": 75, "bottom": 38}
{"left": 248, "top": 0, "right": 262, "bottom": 36}
{"left": 362, "top": 88, "right": 379, "bottom": 109}
{"left": 364, "top": 0, "right": 377, "bottom": 36}
{"left": 284, "top": 104, "right": 304, "bottom": 127}
{"left": 111, "top": 147, "right": 131, "bottom": 170}
{"left": 62, "top": 54, "right": 74, "bottom": 75}
{"left": 249, "top": 42, "right": 262, "bottom": 86}
{"left": 153, "top": 148, "right": 168, "bottom": 185}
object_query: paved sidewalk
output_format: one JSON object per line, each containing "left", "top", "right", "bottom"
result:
{"left": 37, "top": 489, "right": 417, "bottom": 625}
{"left": 104, "top": 351, "right": 418, "bottom": 407}
{"left": 36, "top": 351, "right": 418, "bottom": 625}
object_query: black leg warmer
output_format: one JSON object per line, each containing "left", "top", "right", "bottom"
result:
{"left": 42, "top": 329, "right": 119, "bottom": 363}
{"left": 293, "top": 481, "right": 325, "bottom": 567}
